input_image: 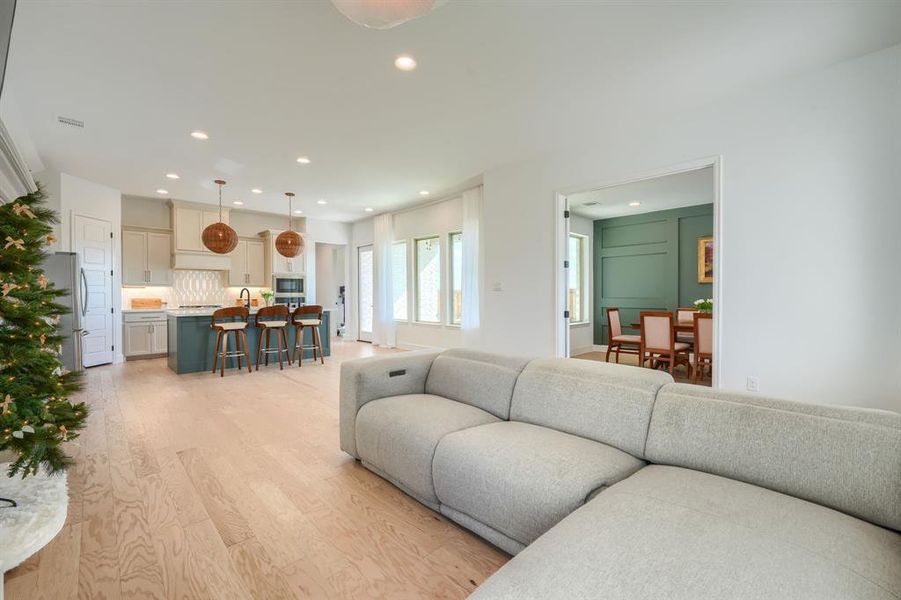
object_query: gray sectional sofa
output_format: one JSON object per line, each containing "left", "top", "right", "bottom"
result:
{"left": 339, "top": 349, "right": 901, "bottom": 599}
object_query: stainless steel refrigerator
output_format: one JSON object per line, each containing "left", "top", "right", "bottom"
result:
{"left": 40, "top": 251, "right": 84, "bottom": 372}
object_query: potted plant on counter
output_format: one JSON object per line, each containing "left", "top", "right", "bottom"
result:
{"left": 260, "top": 289, "right": 274, "bottom": 307}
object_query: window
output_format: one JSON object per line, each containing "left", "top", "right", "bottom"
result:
{"left": 449, "top": 232, "right": 463, "bottom": 325}
{"left": 392, "top": 241, "right": 408, "bottom": 320}
{"left": 568, "top": 233, "right": 588, "bottom": 324}
{"left": 415, "top": 236, "right": 441, "bottom": 322}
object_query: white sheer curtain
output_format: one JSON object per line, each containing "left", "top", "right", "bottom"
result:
{"left": 461, "top": 186, "right": 482, "bottom": 346}
{"left": 372, "top": 213, "right": 396, "bottom": 347}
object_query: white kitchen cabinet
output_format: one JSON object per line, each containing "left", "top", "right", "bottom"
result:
{"left": 228, "top": 239, "right": 266, "bottom": 287}
{"left": 122, "top": 229, "right": 172, "bottom": 286}
{"left": 263, "top": 230, "right": 305, "bottom": 280}
{"left": 172, "top": 202, "right": 229, "bottom": 254}
{"left": 124, "top": 312, "right": 168, "bottom": 358}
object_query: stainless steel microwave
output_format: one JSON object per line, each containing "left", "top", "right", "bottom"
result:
{"left": 273, "top": 275, "right": 304, "bottom": 296}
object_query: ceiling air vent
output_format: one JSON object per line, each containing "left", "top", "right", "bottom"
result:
{"left": 581, "top": 201, "right": 600, "bottom": 207}
{"left": 57, "top": 116, "right": 84, "bottom": 128}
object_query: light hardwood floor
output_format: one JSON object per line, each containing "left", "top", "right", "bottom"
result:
{"left": 3, "top": 340, "right": 509, "bottom": 599}
{"left": 573, "top": 350, "right": 710, "bottom": 386}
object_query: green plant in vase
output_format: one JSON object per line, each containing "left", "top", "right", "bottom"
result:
{"left": 260, "top": 289, "right": 274, "bottom": 306}
{"left": 693, "top": 298, "right": 713, "bottom": 313}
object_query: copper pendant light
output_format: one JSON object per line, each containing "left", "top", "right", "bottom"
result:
{"left": 202, "top": 179, "right": 239, "bottom": 254}
{"left": 275, "top": 192, "right": 303, "bottom": 258}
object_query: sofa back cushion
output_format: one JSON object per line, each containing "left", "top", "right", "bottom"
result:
{"left": 509, "top": 359, "right": 673, "bottom": 457}
{"left": 425, "top": 349, "right": 531, "bottom": 419}
{"left": 645, "top": 383, "right": 901, "bottom": 532}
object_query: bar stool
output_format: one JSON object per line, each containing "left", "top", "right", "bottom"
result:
{"left": 210, "top": 307, "right": 251, "bottom": 377}
{"left": 291, "top": 305, "right": 324, "bottom": 366}
{"left": 255, "top": 305, "right": 291, "bottom": 370}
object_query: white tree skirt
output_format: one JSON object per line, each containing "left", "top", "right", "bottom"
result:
{"left": 0, "top": 463, "right": 68, "bottom": 573}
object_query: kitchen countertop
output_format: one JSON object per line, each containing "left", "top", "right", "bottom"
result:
{"left": 125, "top": 306, "right": 339, "bottom": 317}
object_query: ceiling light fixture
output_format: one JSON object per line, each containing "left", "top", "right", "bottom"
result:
{"left": 166, "top": 173, "right": 180, "bottom": 180}
{"left": 330, "top": 0, "right": 447, "bottom": 29}
{"left": 395, "top": 55, "right": 417, "bottom": 71}
{"left": 629, "top": 202, "right": 641, "bottom": 207}
{"left": 251, "top": 188, "right": 262, "bottom": 194}
{"left": 156, "top": 189, "right": 168, "bottom": 195}
{"left": 296, "top": 156, "right": 311, "bottom": 164}
{"left": 364, "top": 207, "right": 374, "bottom": 212}
{"left": 419, "top": 190, "right": 430, "bottom": 196}
{"left": 294, "top": 209, "right": 303, "bottom": 214}
{"left": 190, "top": 130, "right": 209, "bottom": 140}
{"left": 276, "top": 193, "right": 304, "bottom": 258}
{"left": 317, "top": 199, "right": 327, "bottom": 205}
{"left": 201, "top": 180, "right": 239, "bottom": 254}
{"left": 233, "top": 201, "right": 244, "bottom": 206}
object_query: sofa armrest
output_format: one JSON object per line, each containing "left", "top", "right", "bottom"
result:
{"left": 339, "top": 349, "right": 443, "bottom": 457}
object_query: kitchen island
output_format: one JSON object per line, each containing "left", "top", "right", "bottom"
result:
{"left": 167, "top": 307, "right": 330, "bottom": 374}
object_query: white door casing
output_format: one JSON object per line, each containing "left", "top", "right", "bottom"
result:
{"left": 358, "top": 245, "right": 374, "bottom": 342}
{"left": 75, "top": 214, "right": 113, "bottom": 367}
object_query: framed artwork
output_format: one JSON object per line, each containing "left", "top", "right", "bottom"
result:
{"left": 697, "top": 236, "right": 714, "bottom": 283}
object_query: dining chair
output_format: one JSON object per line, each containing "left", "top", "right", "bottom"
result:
{"left": 254, "top": 305, "right": 291, "bottom": 370}
{"left": 692, "top": 312, "right": 713, "bottom": 383}
{"left": 605, "top": 308, "right": 640, "bottom": 363}
{"left": 676, "top": 307, "right": 699, "bottom": 345}
{"left": 639, "top": 311, "right": 692, "bottom": 376}
{"left": 291, "top": 305, "right": 325, "bottom": 366}
{"left": 210, "top": 307, "right": 251, "bottom": 377}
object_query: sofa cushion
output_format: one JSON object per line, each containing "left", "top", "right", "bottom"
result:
{"left": 646, "top": 383, "right": 901, "bottom": 531}
{"left": 424, "top": 348, "right": 531, "bottom": 419}
{"left": 509, "top": 358, "right": 672, "bottom": 457}
{"left": 355, "top": 394, "right": 499, "bottom": 508}
{"left": 432, "top": 421, "right": 645, "bottom": 546}
{"left": 471, "top": 465, "right": 901, "bottom": 600}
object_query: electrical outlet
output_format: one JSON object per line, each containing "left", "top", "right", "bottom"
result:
{"left": 746, "top": 376, "right": 759, "bottom": 392}
{"left": 491, "top": 282, "right": 503, "bottom": 292}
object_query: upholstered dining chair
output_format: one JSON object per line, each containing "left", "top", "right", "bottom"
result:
{"left": 639, "top": 311, "right": 692, "bottom": 376}
{"left": 605, "top": 308, "right": 641, "bottom": 363}
{"left": 692, "top": 312, "right": 713, "bottom": 383}
{"left": 210, "top": 306, "right": 251, "bottom": 377}
{"left": 676, "top": 307, "right": 699, "bottom": 345}
{"left": 254, "top": 305, "right": 291, "bottom": 370}
{"left": 291, "top": 305, "right": 325, "bottom": 366}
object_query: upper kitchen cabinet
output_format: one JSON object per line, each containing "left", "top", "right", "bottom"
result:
{"left": 122, "top": 228, "right": 172, "bottom": 286}
{"left": 171, "top": 200, "right": 230, "bottom": 253}
{"left": 228, "top": 238, "right": 265, "bottom": 287}
{"left": 262, "top": 229, "right": 306, "bottom": 279}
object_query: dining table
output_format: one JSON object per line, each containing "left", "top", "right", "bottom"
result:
{"left": 629, "top": 322, "right": 694, "bottom": 333}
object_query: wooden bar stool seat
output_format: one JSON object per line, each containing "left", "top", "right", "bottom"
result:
{"left": 255, "top": 305, "right": 291, "bottom": 370}
{"left": 292, "top": 305, "right": 324, "bottom": 366}
{"left": 210, "top": 307, "right": 252, "bottom": 377}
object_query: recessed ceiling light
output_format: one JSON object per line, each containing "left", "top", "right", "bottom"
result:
{"left": 293, "top": 209, "right": 303, "bottom": 214}
{"left": 232, "top": 201, "right": 243, "bottom": 206}
{"left": 166, "top": 173, "right": 180, "bottom": 180}
{"left": 629, "top": 201, "right": 641, "bottom": 207}
{"left": 296, "top": 156, "right": 311, "bottom": 164}
{"left": 156, "top": 189, "right": 168, "bottom": 195}
{"left": 251, "top": 188, "right": 262, "bottom": 194}
{"left": 317, "top": 199, "right": 327, "bottom": 205}
{"left": 364, "top": 207, "right": 374, "bottom": 212}
{"left": 419, "top": 190, "right": 430, "bottom": 196}
{"left": 190, "top": 130, "right": 209, "bottom": 140}
{"left": 395, "top": 55, "right": 417, "bottom": 71}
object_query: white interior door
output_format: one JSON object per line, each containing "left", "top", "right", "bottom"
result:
{"left": 358, "top": 245, "right": 373, "bottom": 342}
{"left": 75, "top": 215, "right": 113, "bottom": 367}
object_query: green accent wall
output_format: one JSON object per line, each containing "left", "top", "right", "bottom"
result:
{"left": 593, "top": 204, "right": 712, "bottom": 344}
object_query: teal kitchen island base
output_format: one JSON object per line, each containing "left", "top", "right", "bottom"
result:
{"left": 167, "top": 310, "right": 331, "bottom": 374}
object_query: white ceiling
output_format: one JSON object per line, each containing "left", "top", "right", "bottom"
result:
{"left": 570, "top": 166, "right": 713, "bottom": 219}
{"left": 4, "top": 1, "right": 901, "bottom": 222}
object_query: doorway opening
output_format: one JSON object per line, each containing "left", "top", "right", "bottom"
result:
{"left": 555, "top": 158, "right": 722, "bottom": 386}
{"left": 315, "top": 242, "right": 347, "bottom": 339}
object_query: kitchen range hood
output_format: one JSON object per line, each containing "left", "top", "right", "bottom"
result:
{"left": 171, "top": 252, "right": 230, "bottom": 271}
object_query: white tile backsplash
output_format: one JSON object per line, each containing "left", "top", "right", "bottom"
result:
{"left": 122, "top": 270, "right": 270, "bottom": 309}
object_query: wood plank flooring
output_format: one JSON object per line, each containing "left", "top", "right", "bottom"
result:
{"left": 3, "top": 340, "right": 509, "bottom": 599}
{"left": 573, "top": 350, "right": 711, "bottom": 386}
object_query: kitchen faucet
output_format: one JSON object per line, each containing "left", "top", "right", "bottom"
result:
{"left": 239, "top": 287, "right": 251, "bottom": 310}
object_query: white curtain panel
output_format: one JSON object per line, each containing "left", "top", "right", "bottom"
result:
{"left": 461, "top": 186, "right": 482, "bottom": 346}
{"left": 372, "top": 213, "right": 397, "bottom": 347}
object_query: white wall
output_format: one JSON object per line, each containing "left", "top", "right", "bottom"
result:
{"left": 568, "top": 214, "right": 594, "bottom": 356}
{"left": 481, "top": 44, "right": 901, "bottom": 411}
{"left": 303, "top": 217, "right": 351, "bottom": 307}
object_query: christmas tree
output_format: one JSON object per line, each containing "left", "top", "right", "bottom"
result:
{"left": 0, "top": 186, "right": 86, "bottom": 478}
